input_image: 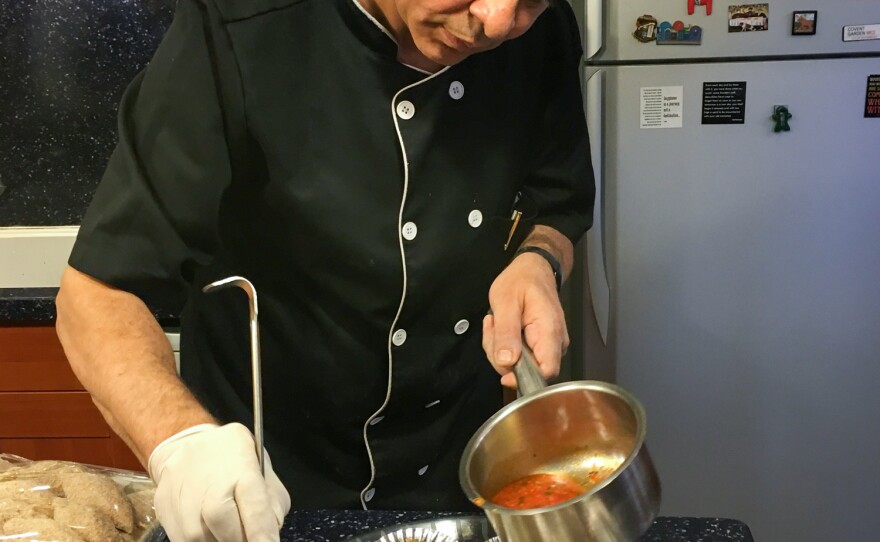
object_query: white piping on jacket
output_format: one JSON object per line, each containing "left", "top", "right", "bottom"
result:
{"left": 359, "top": 67, "right": 451, "bottom": 510}
{"left": 350, "top": 0, "right": 397, "bottom": 44}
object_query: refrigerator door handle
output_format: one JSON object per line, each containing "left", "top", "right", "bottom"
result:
{"left": 584, "top": 0, "right": 604, "bottom": 60}
{"left": 585, "top": 68, "right": 609, "bottom": 344}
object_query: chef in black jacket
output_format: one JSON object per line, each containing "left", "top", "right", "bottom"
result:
{"left": 55, "top": 0, "right": 594, "bottom": 540}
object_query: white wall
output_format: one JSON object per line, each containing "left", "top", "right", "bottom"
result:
{"left": 0, "top": 227, "right": 78, "bottom": 288}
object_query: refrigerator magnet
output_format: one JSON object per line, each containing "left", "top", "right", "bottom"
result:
{"left": 792, "top": 11, "right": 817, "bottom": 36}
{"left": 688, "top": 0, "right": 713, "bottom": 16}
{"left": 729, "top": 4, "right": 769, "bottom": 33}
{"left": 656, "top": 21, "right": 703, "bottom": 45}
{"left": 771, "top": 106, "right": 792, "bottom": 132}
{"left": 702, "top": 82, "right": 747, "bottom": 125}
{"left": 640, "top": 87, "right": 684, "bottom": 129}
{"left": 633, "top": 15, "right": 658, "bottom": 43}
{"left": 866, "top": 75, "right": 880, "bottom": 118}
{"left": 843, "top": 24, "right": 880, "bottom": 42}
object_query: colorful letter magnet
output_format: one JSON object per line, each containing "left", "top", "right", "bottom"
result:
{"left": 657, "top": 21, "right": 704, "bottom": 45}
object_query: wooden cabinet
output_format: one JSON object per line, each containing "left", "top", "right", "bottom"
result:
{"left": 0, "top": 326, "right": 143, "bottom": 472}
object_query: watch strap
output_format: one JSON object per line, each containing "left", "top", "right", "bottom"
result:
{"left": 515, "top": 246, "right": 563, "bottom": 291}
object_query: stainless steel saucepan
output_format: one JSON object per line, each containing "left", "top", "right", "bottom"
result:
{"left": 459, "top": 345, "right": 661, "bottom": 542}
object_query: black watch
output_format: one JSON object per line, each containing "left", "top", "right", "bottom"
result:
{"left": 515, "top": 246, "right": 563, "bottom": 292}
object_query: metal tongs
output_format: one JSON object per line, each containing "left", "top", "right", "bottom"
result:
{"left": 202, "top": 276, "right": 265, "bottom": 476}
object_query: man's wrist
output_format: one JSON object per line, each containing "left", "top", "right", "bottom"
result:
{"left": 515, "top": 245, "right": 563, "bottom": 291}
{"left": 148, "top": 423, "right": 220, "bottom": 479}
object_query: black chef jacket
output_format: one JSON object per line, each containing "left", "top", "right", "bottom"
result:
{"left": 69, "top": 0, "right": 595, "bottom": 511}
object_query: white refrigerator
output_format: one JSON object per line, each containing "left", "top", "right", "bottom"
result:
{"left": 565, "top": 1, "right": 880, "bottom": 540}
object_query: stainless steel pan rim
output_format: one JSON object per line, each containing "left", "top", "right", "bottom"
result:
{"left": 459, "top": 379, "right": 648, "bottom": 516}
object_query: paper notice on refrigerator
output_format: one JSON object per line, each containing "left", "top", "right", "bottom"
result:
{"left": 640, "top": 86, "right": 684, "bottom": 129}
{"left": 702, "top": 81, "right": 747, "bottom": 124}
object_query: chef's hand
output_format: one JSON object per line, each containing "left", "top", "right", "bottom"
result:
{"left": 483, "top": 248, "right": 570, "bottom": 388}
{"left": 149, "top": 423, "right": 291, "bottom": 542}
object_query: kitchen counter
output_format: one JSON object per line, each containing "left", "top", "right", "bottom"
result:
{"left": 0, "top": 288, "right": 58, "bottom": 323}
{"left": 0, "top": 287, "right": 178, "bottom": 325}
{"left": 278, "top": 510, "right": 754, "bottom": 542}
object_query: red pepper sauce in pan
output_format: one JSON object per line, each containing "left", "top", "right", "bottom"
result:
{"left": 491, "top": 473, "right": 590, "bottom": 510}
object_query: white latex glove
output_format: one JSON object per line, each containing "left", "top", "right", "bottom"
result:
{"left": 148, "top": 423, "right": 291, "bottom": 542}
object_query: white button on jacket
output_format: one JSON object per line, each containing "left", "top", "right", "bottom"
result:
{"left": 468, "top": 210, "right": 483, "bottom": 228}
{"left": 454, "top": 319, "right": 470, "bottom": 335}
{"left": 392, "top": 329, "right": 407, "bottom": 346}
{"left": 449, "top": 81, "right": 464, "bottom": 100}
{"left": 364, "top": 488, "right": 376, "bottom": 502}
{"left": 402, "top": 221, "right": 418, "bottom": 240}
{"left": 396, "top": 100, "right": 415, "bottom": 120}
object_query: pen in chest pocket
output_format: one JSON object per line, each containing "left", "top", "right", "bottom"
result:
{"left": 504, "top": 191, "right": 524, "bottom": 251}
{"left": 504, "top": 209, "right": 523, "bottom": 251}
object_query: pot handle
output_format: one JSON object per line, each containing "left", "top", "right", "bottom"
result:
{"left": 513, "top": 342, "right": 547, "bottom": 397}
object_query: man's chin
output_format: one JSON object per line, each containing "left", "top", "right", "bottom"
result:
{"left": 417, "top": 43, "right": 471, "bottom": 67}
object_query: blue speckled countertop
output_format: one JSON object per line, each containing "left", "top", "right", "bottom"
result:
{"left": 0, "top": 0, "right": 173, "bottom": 226}
{"left": 277, "top": 510, "right": 754, "bottom": 542}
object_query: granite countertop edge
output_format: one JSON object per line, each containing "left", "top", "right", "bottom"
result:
{"left": 0, "top": 287, "right": 179, "bottom": 326}
{"left": 279, "top": 510, "right": 755, "bottom": 542}
{"left": 0, "top": 287, "right": 61, "bottom": 324}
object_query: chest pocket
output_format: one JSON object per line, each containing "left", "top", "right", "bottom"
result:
{"left": 460, "top": 194, "right": 538, "bottom": 313}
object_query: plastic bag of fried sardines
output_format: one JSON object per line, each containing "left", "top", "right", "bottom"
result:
{"left": 0, "top": 452, "right": 158, "bottom": 542}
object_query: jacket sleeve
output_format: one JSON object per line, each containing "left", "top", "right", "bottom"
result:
{"left": 521, "top": 0, "right": 596, "bottom": 245}
{"left": 68, "top": 0, "right": 237, "bottom": 313}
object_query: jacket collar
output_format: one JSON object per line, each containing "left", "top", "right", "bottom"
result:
{"left": 335, "top": 0, "right": 400, "bottom": 60}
